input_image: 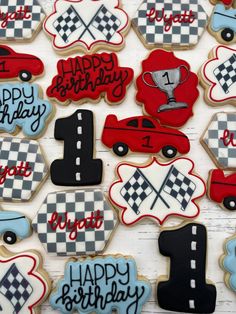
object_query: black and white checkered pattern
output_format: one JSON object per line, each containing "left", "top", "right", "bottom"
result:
{"left": 53, "top": 5, "right": 82, "bottom": 43}
{"left": 132, "top": 0, "right": 207, "bottom": 47}
{"left": 0, "top": 263, "right": 33, "bottom": 313}
{"left": 92, "top": 5, "right": 121, "bottom": 41}
{"left": 120, "top": 169, "right": 153, "bottom": 215}
{"left": 32, "top": 190, "right": 117, "bottom": 256}
{"left": 163, "top": 166, "right": 196, "bottom": 210}
{"left": 0, "top": 137, "right": 48, "bottom": 201}
{"left": 203, "top": 113, "right": 236, "bottom": 169}
{"left": 214, "top": 54, "right": 236, "bottom": 94}
{"left": 0, "top": 0, "right": 45, "bottom": 40}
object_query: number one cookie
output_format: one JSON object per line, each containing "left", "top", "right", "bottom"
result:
{"left": 50, "top": 110, "right": 103, "bottom": 186}
{"left": 157, "top": 223, "right": 217, "bottom": 313}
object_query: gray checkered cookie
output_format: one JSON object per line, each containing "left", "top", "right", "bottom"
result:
{"left": 202, "top": 112, "right": 236, "bottom": 169}
{"left": 0, "top": 0, "right": 45, "bottom": 41}
{"left": 0, "top": 137, "right": 48, "bottom": 201}
{"left": 32, "top": 189, "right": 118, "bottom": 256}
{"left": 132, "top": 0, "right": 208, "bottom": 48}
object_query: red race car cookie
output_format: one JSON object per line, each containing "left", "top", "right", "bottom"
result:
{"left": 0, "top": 45, "right": 44, "bottom": 82}
{"left": 210, "top": 0, "right": 235, "bottom": 6}
{"left": 102, "top": 114, "right": 190, "bottom": 158}
{"left": 208, "top": 169, "right": 236, "bottom": 210}
{"left": 47, "top": 52, "right": 133, "bottom": 105}
{"left": 136, "top": 49, "right": 199, "bottom": 128}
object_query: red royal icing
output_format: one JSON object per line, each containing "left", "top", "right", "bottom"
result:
{"left": 0, "top": 6, "right": 31, "bottom": 28}
{"left": 136, "top": 49, "right": 199, "bottom": 128}
{"left": 47, "top": 52, "right": 134, "bottom": 105}
{"left": 220, "top": 129, "right": 236, "bottom": 147}
{"left": 0, "top": 161, "right": 32, "bottom": 184}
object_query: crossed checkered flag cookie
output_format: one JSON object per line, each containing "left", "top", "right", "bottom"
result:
{"left": 214, "top": 54, "right": 236, "bottom": 94}
{"left": 121, "top": 166, "right": 196, "bottom": 215}
{"left": 53, "top": 4, "right": 121, "bottom": 43}
{"left": 0, "top": 263, "right": 33, "bottom": 313}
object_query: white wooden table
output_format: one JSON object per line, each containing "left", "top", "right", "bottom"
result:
{"left": 2, "top": 0, "right": 236, "bottom": 313}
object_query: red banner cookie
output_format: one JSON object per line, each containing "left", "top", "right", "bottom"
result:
{"left": 136, "top": 49, "right": 199, "bottom": 128}
{"left": 47, "top": 52, "right": 133, "bottom": 105}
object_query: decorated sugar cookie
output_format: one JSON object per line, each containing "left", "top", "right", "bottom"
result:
{"left": 109, "top": 157, "right": 205, "bottom": 226}
{"left": 32, "top": 189, "right": 118, "bottom": 256}
{"left": 157, "top": 222, "right": 217, "bottom": 313}
{"left": 47, "top": 53, "right": 134, "bottom": 105}
{"left": 199, "top": 45, "right": 236, "bottom": 106}
{"left": 132, "top": 0, "right": 208, "bottom": 50}
{"left": 50, "top": 255, "right": 151, "bottom": 314}
{"left": 0, "top": 246, "right": 50, "bottom": 314}
{"left": 0, "top": 45, "right": 44, "bottom": 82}
{"left": 208, "top": 169, "right": 236, "bottom": 210}
{"left": 0, "top": 209, "right": 31, "bottom": 244}
{"left": 0, "top": 137, "right": 48, "bottom": 202}
{"left": 102, "top": 114, "right": 190, "bottom": 157}
{"left": 201, "top": 112, "right": 236, "bottom": 169}
{"left": 50, "top": 110, "right": 103, "bottom": 186}
{"left": 136, "top": 49, "right": 199, "bottom": 128}
{"left": 209, "top": 4, "right": 236, "bottom": 44}
{"left": 0, "top": 0, "right": 45, "bottom": 42}
{"left": 44, "top": 0, "right": 129, "bottom": 54}
{"left": 220, "top": 234, "right": 236, "bottom": 293}
{"left": 0, "top": 83, "right": 52, "bottom": 138}
{"left": 210, "top": 0, "right": 236, "bottom": 6}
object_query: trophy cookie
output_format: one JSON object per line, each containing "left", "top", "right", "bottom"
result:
{"left": 109, "top": 157, "right": 205, "bottom": 226}
{"left": 0, "top": 0, "right": 45, "bottom": 42}
{"left": 199, "top": 45, "right": 236, "bottom": 106}
{"left": 0, "top": 246, "right": 50, "bottom": 314}
{"left": 201, "top": 112, "right": 236, "bottom": 169}
{"left": 47, "top": 52, "right": 134, "bottom": 106}
{"left": 157, "top": 222, "right": 217, "bottom": 313}
{"left": 0, "top": 209, "right": 31, "bottom": 245}
{"left": 50, "top": 255, "right": 151, "bottom": 314}
{"left": 209, "top": 4, "right": 236, "bottom": 44}
{"left": 44, "top": 0, "right": 130, "bottom": 54}
{"left": 0, "top": 83, "right": 52, "bottom": 138}
{"left": 220, "top": 234, "right": 236, "bottom": 293}
{"left": 0, "top": 137, "right": 48, "bottom": 202}
{"left": 208, "top": 169, "right": 236, "bottom": 210}
{"left": 0, "top": 45, "right": 44, "bottom": 82}
{"left": 132, "top": 0, "right": 208, "bottom": 50}
{"left": 136, "top": 49, "right": 199, "bottom": 128}
{"left": 32, "top": 189, "right": 118, "bottom": 256}
{"left": 102, "top": 114, "right": 190, "bottom": 158}
{"left": 50, "top": 110, "right": 103, "bottom": 186}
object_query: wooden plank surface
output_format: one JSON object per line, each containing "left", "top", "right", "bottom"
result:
{"left": 2, "top": 0, "right": 236, "bottom": 312}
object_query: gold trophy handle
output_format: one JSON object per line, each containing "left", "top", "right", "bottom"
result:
{"left": 142, "top": 71, "right": 158, "bottom": 88}
{"left": 179, "top": 65, "right": 190, "bottom": 85}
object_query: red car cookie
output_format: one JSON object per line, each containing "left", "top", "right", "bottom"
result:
{"left": 102, "top": 115, "right": 190, "bottom": 158}
{"left": 0, "top": 45, "right": 44, "bottom": 82}
{"left": 136, "top": 49, "right": 199, "bottom": 128}
{"left": 208, "top": 169, "right": 236, "bottom": 210}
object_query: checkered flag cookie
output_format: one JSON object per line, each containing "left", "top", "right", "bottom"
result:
{"left": 0, "top": 263, "right": 33, "bottom": 313}
{"left": 53, "top": 5, "right": 83, "bottom": 42}
{"left": 0, "top": 0, "right": 45, "bottom": 40}
{"left": 92, "top": 5, "right": 121, "bottom": 41}
{"left": 120, "top": 169, "right": 153, "bottom": 215}
{"left": 214, "top": 54, "right": 236, "bottom": 94}
{"left": 163, "top": 166, "right": 196, "bottom": 211}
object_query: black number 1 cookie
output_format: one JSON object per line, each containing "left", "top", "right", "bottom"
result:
{"left": 157, "top": 222, "right": 217, "bottom": 313}
{"left": 50, "top": 110, "right": 103, "bottom": 186}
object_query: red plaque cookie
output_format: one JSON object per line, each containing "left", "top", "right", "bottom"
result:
{"left": 47, "top": 52, "right": 133, "bottom": 105}
{"left": 136, "top": 49, "right": 199, "bottom": 128}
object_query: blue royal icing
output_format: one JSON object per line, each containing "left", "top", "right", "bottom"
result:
{"left": 223, "top": 236, "right": 236, "bottom": 292}
{"left": 211, "top": 4, "right": 236, "bottom": 32}
{"left": 0, "top": 83, "right": 52, "bottom": 137}
{"left": 50, "top": 256, "right": 151, "bottom": 314}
